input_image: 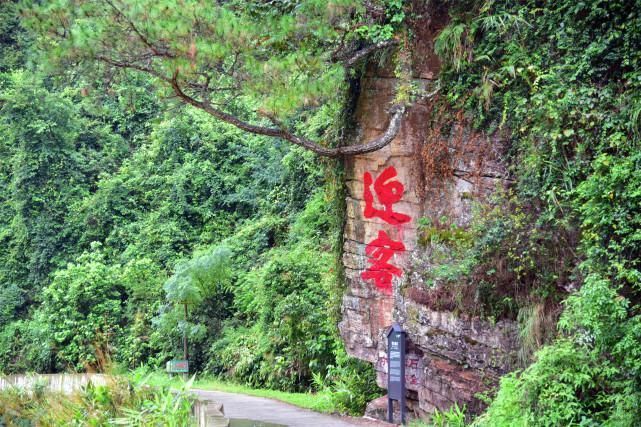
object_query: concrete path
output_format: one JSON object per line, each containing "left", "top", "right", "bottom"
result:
{"left": 192, "top": 389, "right": 386, "bottom": 427}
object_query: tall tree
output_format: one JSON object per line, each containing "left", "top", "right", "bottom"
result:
{"left": 163, "top": 247, "right": 231, "bottom": 362}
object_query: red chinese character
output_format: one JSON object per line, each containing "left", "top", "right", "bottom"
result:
{"left": 361, "top": 230, "right": 406, "bottom": 292}
{"left": 363, "top": 166, "right": 411, "bottom": 225}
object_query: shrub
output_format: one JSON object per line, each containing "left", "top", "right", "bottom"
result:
{"left": 42, "top": 245, "right": 125, "bottom": 371}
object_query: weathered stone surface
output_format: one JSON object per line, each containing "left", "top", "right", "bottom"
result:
{"left": 339, "top": 292, "right": 393, "bottom": 363}
{"left": 338, "top": 1, "right": 519, "bottom": 421}
{"left": 365, "top": 395, "right": 418, "bottom": 424}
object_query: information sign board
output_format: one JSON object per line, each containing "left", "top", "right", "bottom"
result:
{"left": 166, "top": 359, "right": 189, "bottom": 374}
{"left": 387, "top": 323, "right": 406, "bottom": 424}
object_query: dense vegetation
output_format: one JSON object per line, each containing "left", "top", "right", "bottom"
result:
{"left": 2, "top": 0, "right": 641, "bottom": 425}
{"left": 0, "top": 0, "right": 380, "bottom": 415}
{"left": 0, "top": 373, "right": 195, "bottom": 426}
{"left": 433, "top": 0, "right": 641, "bottom": 424}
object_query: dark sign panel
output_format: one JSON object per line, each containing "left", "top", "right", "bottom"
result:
{"left": 387, "top": 323, "right": 406, "bottom": 424}
{"left": 388, "top": 330, "right": 405, "bottom": 399}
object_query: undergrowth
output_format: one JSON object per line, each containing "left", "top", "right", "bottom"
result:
{"left": 0, "top": 374, "right": 194, "bottom": 426}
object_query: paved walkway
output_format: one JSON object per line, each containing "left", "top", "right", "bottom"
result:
{"left": 192, "top": 389, "right": 389, "bottom": 427}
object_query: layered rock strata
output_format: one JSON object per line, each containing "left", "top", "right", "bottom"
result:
{"left": 338, "top": 2, "right": 519, "bottom": 418}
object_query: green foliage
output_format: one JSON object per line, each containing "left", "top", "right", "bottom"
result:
{"left": 24, "top": 0, "right": 361, "bottom": 120}
{"left": 355, "top": 0, "right": 406, "bottom": 43}
{"left": 0, "top": 1, "right": 28, "bottom": 71}
{"left": 312, "top": 348, "right": 380, "bottom": 415}
{"left": 0, "top": 72, "right": 128, "bottom": 311}
{"left": 474, "top": 339, "right": 641, "bottom": 426}
{"left": 0, "top": 64, "right": 374, "bottom": 407}
{"left": 163, "top": 247, "right": 232, "bottom": 305}
{"left": 415, "top": 194, "right": 568, "bottom": 325}
{"left": 415, "top": 215, "right": 478, "bottom": 296}
{"left": 431, "top": 403, "right": 467, "bottom": 427}
{"left": 0, "top": 283, "right": 23, "bottom": 327}
{"left": 110, "top": 375, "right": 195, "bottom": 426}
{"left": 0, "top": 0, "right": 382, "bottom": 415}
{"left": 0, "top": 64, "right": 344, "bottom": 377}
{"left": 435, "top": 0, "right": 641, "bottom": 424}
{"left": 43, "top": 244, "right": 125, "bottom": 372}
{"left": 207, "top": 191, "right": 342, "bottom": 391}
{"left": 575, "top": 152, "right": 641, "bottom": 286}
{"left": 417, "top": 217, "right": 473, "bottom": 251}
{"left": 156, "top": 246, "right": 233, "bottom": 368}
{"left": 0, "top": 375, "right": 195, "bottom": 426}
{"left": 0, "top": 314, "right": 53, "bottom": 373}
{"left": 434, "top": 23, "right": 469, "bottom": 73}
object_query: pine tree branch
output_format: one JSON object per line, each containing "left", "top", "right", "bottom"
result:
{"left": 342, "top": 39, "right": 398, "bottom": 68}
{"left": 167, "top": 71, "right": 406, "bottom": 158}
{"left": 96, "top": 56, "right": 406, "bottom": 157}
{"left": 92, "top": 1, "right": 405, "bottom": 157}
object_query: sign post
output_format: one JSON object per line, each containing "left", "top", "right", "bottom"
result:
{"left": 387, "top": 323, "right": 406, "bottom": 425}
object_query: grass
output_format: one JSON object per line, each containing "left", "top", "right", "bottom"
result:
{"left": 0, "top": 376, "right": 195, "bottom": 426}
{"left": 140, "top": 371, "right": 336, "bottom": 414}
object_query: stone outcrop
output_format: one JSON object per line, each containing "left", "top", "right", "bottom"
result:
{"left": 338, "top": 1, "right": 520, "bottom": 420}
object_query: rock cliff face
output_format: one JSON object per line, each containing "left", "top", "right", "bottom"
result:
{"left": 337, "top": 2, "right": 520, "bottom": 419}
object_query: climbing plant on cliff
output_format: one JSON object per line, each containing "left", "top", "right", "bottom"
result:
{"left": 23, "top": 0, "right": 409, "bottom": 157}
{"left": 435, "top": 0, "right": 641, "bottom": 424}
